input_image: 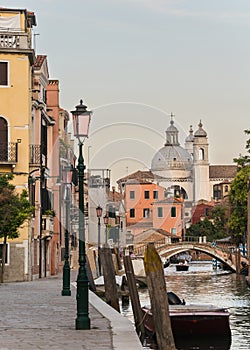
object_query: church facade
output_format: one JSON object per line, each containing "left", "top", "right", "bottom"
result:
{"left": 117, "top": 118, "right": 237, "bottom": 239}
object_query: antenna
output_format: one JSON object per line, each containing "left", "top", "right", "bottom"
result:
{"left": 33, "top": 33, "right": 40, "bottom": 52}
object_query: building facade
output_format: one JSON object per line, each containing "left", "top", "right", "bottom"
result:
{"left": 0, "top": 8, "right": 37, "bottom": 281}
{"left": 0, "top": 8, "right": 75, "bottom": 282}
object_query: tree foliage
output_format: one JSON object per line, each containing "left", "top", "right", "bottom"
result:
{"left": 228, "top": 129, "right": 250, "bottom": 244}
{"left": 0, "top": 174, "right": 33, "bottom": 282}
{"left": 228, "top": 165, "right": 250, "bottom": 244}
{"left": 210, "top": 204, "right": 229, "bottom": 238}
{"left": 186, "top": 204, "right": 229, "bottom": 242}
{"left": 186, "top": 218, "right": 215, "bottom": 241}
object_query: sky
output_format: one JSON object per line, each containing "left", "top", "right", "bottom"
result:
{"left": 4, "top": 0, "right": 250, "bottom": 186}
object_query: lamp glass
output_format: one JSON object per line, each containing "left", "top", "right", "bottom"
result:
{"left": 72, "top": 112, "right": 91, "bottom": 139}
{"left": 103, "top": 214, "right": 108, "bottom": 225}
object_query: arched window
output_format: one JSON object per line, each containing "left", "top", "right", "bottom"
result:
{"left": 0, "top": 117, "right": 8, "bottom": 161}
{"left": 199, "top": 148, "right": 204, "bottom": 160}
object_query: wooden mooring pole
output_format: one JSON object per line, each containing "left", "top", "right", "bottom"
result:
{"left": 236, "top": 247, "right": 241, "bottom": 274}
{"left": 248, "top": 175, "right": 250, "bottom": 282}
{"left": 123, "top": 255, "right": 145, "bottom": 340}
{"left": 144, "top": 243, "right": 176, "bottom": 350}
{"left": 99, "top": 247, "right": 120, "bottom": 312}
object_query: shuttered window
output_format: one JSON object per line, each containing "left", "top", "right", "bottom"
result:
{"left": 0, "top": 62, "right": 8, "bottom": 86}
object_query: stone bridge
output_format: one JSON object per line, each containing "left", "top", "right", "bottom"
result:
{"left": 156, "top": 242, "right": 248, "bottom": 273}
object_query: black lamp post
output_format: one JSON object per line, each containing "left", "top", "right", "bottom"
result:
{"left": 103, "top": 214, "right": 109, "bottom": 245}
{"left": 72, "top": 100, "right": 92, "bottom": 330}
{"left": 96, "top": 205, "right": 102, "bottom": 276}
{"left": 61, "top": 185, "right": 71, "bottom": 296}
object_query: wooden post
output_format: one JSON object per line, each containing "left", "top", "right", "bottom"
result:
{"left": 144, "top": 243, "right": 176, "bottom": 350}
{"left": 124, "top": 255, "right": 145, "bottom": 339}
{"left": 99, "top": 247, "right": 120, "bottom": 312}
{"left": 236, "top": 247, "right": 241, "bottom": 274}
{"left": 247, "top": 176, "right": 250, "bottom": 281}
{"left": 86, "top": 256, "right": 96, "bottom": 293}
{"left": 114, "top": 246, "right": 123, "bottom": 270}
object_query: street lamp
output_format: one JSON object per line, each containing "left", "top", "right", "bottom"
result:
{"left": 72, "top": 99, "right": 92, "bottom": 330}
{"left": 61, "top": 183, "right": 71, "bottom": 296}
{"left": 103, "top": 213, "right": 109, "bottom": 245}
{"left": 96, "top": 205, "right": 103, "bottom": 276}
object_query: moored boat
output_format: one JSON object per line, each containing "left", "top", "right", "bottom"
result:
{"left": 175, "top": 263, "right": 189, "bottom": 271}
{"left": 176, "top": 259, "right": 189, "bottom": 271}
{"left": 141, "top": 303, "right": 231, "bottom": 339}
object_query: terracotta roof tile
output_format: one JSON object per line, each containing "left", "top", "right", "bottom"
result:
{"left": 34, "top": 55, "right": 47, "bottom": 69}
{"left": 209, "top": 165, "right": 237, "bottom": 179}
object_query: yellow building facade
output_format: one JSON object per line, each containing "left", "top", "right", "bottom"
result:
{"left": 0, "top": 8, "right": 36, "bottom": 281}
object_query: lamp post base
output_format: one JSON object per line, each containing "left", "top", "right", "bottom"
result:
{"left": 61, "top": 262, "right": 71, "bottom": 296}
{"left": 75, "top": 274, "right": 90, "bottom": 330}
{"left": 75, "top": 317, "right": 91, "bottom": 330}
{"left": 62, "top": 288, "right": 71, "bottom": 296}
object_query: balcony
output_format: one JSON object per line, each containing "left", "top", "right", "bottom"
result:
{"left": 29, "top": 145, "right": 41, "bottom": 165}
{"left": 0, "top": 142, "right": 18, "bottom": 164}
{"left": 0, "top": 31, "right": 35, "bottom": 64}
{"left": 41, "top": 214, "right": 54, "bottom": 238}
{"left": 0, "top": 32, "right": 32, "bottom": 50}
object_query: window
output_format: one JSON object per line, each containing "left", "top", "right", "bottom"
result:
{"left": 130, "top": 190, "right": 135, "bottom": 199}
{"left": 0, "top": 243, "right": 8, "bottom": 264}
{"left": 199, "top": 148, "right": 205, "bottom": 160}
{"left": 171, "top": 206, "right": 176, "bottom": 217}
{"left": 130, "top": 208, "right": 135, "bottom": 218}
{"left": 171, "top": 228, "right": 177, "bottom": 235}
{"left": 143, "top": 208, "right": 150, "bottom": 218}
{"left": 157, "top": 207, "right": 163, "bottom": 217}
{"left": 153, "top": 190, "right": 158, "bottom": 199}
{"left": 144, "top": 190, "right": 150, "bottom": 199}
{"left": 205, "top": 208, "right": 209, "bottom": 216}
{"left": 0, "top": 61, "right": 8, "bottom": 86}
{"left": 0, "top": 117, "right": 8, "bottom": 161}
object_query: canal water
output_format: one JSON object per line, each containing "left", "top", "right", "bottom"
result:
{"left": 121, "top": 262, "right": 250, "bottom": 350}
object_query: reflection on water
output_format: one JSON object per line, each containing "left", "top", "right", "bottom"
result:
{"left": 121, "top": 262, "right": 250, "bottom": 350}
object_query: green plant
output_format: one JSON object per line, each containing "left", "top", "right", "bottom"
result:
{"left": 43, "top": 209, "right": 56, "bottom": 217}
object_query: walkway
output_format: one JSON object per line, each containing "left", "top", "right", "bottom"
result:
{"left": 0, "top": 272, "right": 143, "bottom": 350}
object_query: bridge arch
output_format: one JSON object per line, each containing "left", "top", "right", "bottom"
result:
{"left": 157, "top": 243, "right": 248, "bottom": 273}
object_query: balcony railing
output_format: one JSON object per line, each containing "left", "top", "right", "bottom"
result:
{"left": 41, "top": 215, "right": 54, "bottom": 237}
{"left": 29, "top": 145, "right": 41, "bottom": 165}
{"left": 0, "top": 32, "right": 32, "bottom": 50}
{"left": 0, "top": 142, "right": 18, "bottom": 163}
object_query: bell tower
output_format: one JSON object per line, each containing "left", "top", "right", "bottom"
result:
{"left": 193, "top": 121, "right": 210, "bottom": 202}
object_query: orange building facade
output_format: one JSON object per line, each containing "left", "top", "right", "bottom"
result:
{"left": 124, "top": 179, "right": 184, "bottom": 241}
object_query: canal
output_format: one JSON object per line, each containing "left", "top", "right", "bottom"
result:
{"left": 121, "top": 262, "right": 250, "bottom": 350}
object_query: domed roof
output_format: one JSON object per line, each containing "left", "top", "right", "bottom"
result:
{"left": 185, "top": 125, "right": 194, "bottom": 142}
{"left": 151, "top": 145, "right": 192, "bottom": 171}
{"left": 151, "top": 116, "right": 192, "bottom": 172}
{"left": 194, "top": 120, "right": 207, "bottom": 137}
{"left": 166, "top": 118, "right": 178, "bottom": 133}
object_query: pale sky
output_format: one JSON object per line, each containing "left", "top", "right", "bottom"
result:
{"left": 4, "top": 0, "right": 250, "bottom": 185}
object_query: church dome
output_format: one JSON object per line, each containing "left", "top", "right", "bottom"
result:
{"left": 151, "top": 117, "right": 192, "bottom": 172}
{"left": 151, "top": 145, "right": 192, "bottom": 171}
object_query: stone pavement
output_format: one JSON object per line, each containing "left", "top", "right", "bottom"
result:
{"left": 0, "top": 272, "right": 143, "bottom": 350}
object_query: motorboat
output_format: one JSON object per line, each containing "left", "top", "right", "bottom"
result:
{"left": 141, "top": 292, "right": 231, "bottom": 347}
{"left": 175, "top": 261, "right": 189, "bottom": 271}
